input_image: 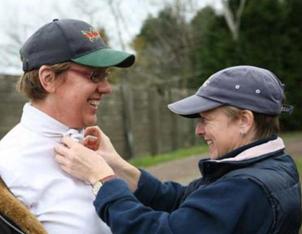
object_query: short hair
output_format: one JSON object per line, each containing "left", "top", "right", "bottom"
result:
{"left": 17, "top": 62, "right": 71, "bottom": 100}
{"left": 222, "top": 106, "right": 280, "bottom": 140}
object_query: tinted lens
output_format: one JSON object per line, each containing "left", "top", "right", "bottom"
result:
{"left": 90, "top": 71, "right": 109, "bottom": 83}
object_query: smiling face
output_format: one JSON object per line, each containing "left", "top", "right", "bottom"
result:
{"left": 36, "top": 63, "right": 112, "bottom": 129}
{"left": 195, "top": 107, "right": 251, "bottom": 159}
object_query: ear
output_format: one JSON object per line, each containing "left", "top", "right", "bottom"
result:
{"left": 38, "top": 65, "right": 57, "bottom": 93}
{"left": 239, "top": 110, "right": 254, "bottom": 135}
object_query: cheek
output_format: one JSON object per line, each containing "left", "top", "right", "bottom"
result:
{"left": 221, "top": 128, "right": 240, "bottom": 151}
{"left": 204, "top": 124, "right": 217, "bottom": 138}
{"left": 69, "top": 88, "right": 91, "bottom": 103}
{"left": 65, "top": 94, "right": 84, "bottom": 107}
{"left": 210, "top": 125, "right": 228, "bottom": 148}
{"left": 73, "top": 93, "right": 86, "bottom": 103}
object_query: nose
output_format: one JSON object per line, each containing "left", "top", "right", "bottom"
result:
{"left": 195, "top": 120, "right": 205, "bottom": 136}
{"left": 97, "top": 80, "right": 112, "bottom": 94}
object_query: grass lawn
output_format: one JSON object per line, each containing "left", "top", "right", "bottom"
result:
{"left": 294, "top": 157, "right": 302, "bottom": 178}
{"left": 130, "top": 144, "right": 207, "bottom": 168}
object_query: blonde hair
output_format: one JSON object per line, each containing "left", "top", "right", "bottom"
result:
{"left": 17, "top": 62, "right": 71, "bottom": 100}
{"left": 222, "top": 106, "right": 280, "bottom": 139}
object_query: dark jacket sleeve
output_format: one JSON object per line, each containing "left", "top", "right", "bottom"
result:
{"left": 133, "top": 170, "right": 187, "bottom": 211}
{"left": 94, "top": 173, "right": 272, "bottom": 234}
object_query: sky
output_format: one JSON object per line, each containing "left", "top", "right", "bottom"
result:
{"left": 0, "top": 0, "right": 222, "bottom": 75}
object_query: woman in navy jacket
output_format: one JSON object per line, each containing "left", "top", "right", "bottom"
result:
{"left": 55, "top": 66, "right": 301, "bottom": 234}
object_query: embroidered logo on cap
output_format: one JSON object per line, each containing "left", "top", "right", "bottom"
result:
{"left": 81, "top": 27, "right": 101, "bottom": 42}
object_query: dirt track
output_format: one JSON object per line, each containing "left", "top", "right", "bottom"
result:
{"left": 146, "top": 136, "right": 302, "bottom": 184}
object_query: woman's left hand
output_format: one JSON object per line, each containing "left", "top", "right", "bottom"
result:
{"left": 54, "top": 136, "right": 115, "bottom": 185}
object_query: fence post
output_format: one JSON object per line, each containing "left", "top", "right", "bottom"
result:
{"left": 119, "top": 77, "right": 135, "bottom": 159}
{"left": 168, "top": 88, "right": 179, "bottom": 151}
{"left": 148, "top": 86, "right": 161, "bottom": 155}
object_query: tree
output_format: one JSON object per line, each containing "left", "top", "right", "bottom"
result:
{"left": 131, "top": 2, "right": 195, "bottom": 89}
{"left": 278, "top": 0, "right": 302, "bottom": 129}
{"left": 190, "top": 6, "right": 238, "bottom": 86}
{"left": 222, "top": 0, "right": 247, "bottom": 41}
{"left": 190, "top": 0, "right": 302, "bottom": 130}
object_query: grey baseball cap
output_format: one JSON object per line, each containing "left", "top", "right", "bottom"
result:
{"left": 20, "top": 19, "right": 135, "bottom": 72}
{"left": 168, "top": 65, "right": 293, "bottom": 118}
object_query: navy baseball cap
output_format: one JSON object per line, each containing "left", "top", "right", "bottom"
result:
{"left": 168, "top": 66, "right": 293, "bottom": 118}
{"left": 20, "top": 19, "right": 135, "bottom": 72}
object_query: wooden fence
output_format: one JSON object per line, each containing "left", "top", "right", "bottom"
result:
{"left": 0, "top": 74, "right": 199, "bottom": 159}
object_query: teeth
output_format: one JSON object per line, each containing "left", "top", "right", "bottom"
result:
{"left": 205, "top": 140, "right": 213, "bottom": 145}
{"left": 88, "top": 100, "right": 100, "bottom": 107}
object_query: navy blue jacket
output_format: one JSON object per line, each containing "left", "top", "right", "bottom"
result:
{"left": 94, "top": 137, "right": 301, "bottom": 234}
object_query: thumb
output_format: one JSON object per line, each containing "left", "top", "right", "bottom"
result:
{"left": 83, "top": 135, "right": 99, "bottom": 150}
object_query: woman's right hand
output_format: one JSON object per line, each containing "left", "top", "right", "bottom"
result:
{"left": 83, "top": 126, "right": 123, "bottom": 168}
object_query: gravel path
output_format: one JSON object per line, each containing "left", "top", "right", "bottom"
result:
{"left": 146, "top": 155, "right": 205, "bottom": 184}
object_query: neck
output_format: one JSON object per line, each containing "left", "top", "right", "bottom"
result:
{"left": 31, "top": 100, "right": 81, "bottom": 129}
{"left": 31, "top": 99, "right": 50, "bottom": 114}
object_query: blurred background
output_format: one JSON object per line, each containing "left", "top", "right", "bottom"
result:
{"left": 0, "top": 0, "right": 301, "bottom": 159}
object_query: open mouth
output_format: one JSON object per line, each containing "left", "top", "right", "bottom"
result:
{"left": 88, "top": 99, "right": 100, "bottom": 109}
{"left": 204, "top": 139, "right": 213, "bottom": 146}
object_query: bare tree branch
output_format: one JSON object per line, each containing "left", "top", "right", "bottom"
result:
{"left": 222, "top": 0, "right": 246, "bottom": 41}
{"left": 107, "top": 0, "right": 126, "bottom": 49}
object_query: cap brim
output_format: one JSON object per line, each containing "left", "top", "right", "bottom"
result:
{"left": 168, "top": 95, "right": 223, "bottom": 118}
{"left": 71, "top": 48, "right": 135, "bottom": 68}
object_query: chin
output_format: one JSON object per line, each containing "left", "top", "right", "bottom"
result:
{"left": 209, "top": 152, "right": 219, "bottom": 160}
{"left": 84, "top": 118, "right": 97, "bottom": 127}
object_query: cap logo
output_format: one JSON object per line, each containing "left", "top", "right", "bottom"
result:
{"left": 81, "top": 27, "right": 101, "bottom": 42}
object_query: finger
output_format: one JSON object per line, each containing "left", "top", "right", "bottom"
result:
{"left": 61, "top": 136, "right": 78, "bottom": 148}
{"left": 83, "top": 136, "right": 99, "bottom": 150}
{"left": 54, "top": 153, "right": 67, "bottom": 165}
{"left": 84, "top": 126, "right": 101, "bottom": 139}
{"left": 83, "top": 135, "right": 98, "bottom": 145}
{"left": 85, "top": 126, "right": 109, "bottom": 145}
{"left": 97, "top": 128, "right": 106, "bottom": 137}
{"left": 54, "top": 143, "right": 71, "bottom": 156}
{"left": 60, "top": 165, "right": 72, "bottom": 176}
{"left": 96, "top": 132, "right": 106, "bottom": 146}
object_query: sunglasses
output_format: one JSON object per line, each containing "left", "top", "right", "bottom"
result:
{"left": 68, "top": 67, "right": 110, "bottom": 83}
